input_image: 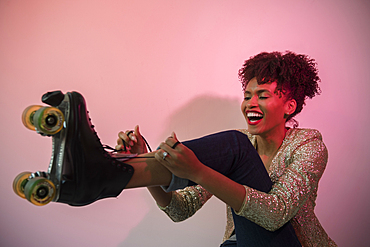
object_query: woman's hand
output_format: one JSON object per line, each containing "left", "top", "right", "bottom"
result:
{"left": 155, "top": 132, "right": 246, "bottom": 211}
{"left": 116, "top": 125, "right": 148, "bottom": 154}
{"left": 154, "top": 132, "right": 206, "bottom": 183}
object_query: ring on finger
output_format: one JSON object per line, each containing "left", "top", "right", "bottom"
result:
{"left": 163, "top": 151, "right": 168, "bottom": 160}
{"left": 126, "top": 130, "right": 133, "bottom": 136}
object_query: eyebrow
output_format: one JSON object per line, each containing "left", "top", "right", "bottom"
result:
{"left": 244, "top": 89, "right": 272, "bottom": 94}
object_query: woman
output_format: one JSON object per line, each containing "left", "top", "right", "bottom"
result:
{"left": 117, "top": 51, "right": 337, "bottom": 246}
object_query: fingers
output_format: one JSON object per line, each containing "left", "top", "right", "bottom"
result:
{"left": 155, "top": 132, "right": 181, "bottom": 161}
{"left": 155, "top": 141, "right": 174, "bottom": 164}
{"left": 115, "top": 138, "right": 123, "bottom": 150}
{"left": 173, "top": 132, "right": 179, "bottom": 141}
{"left": 134, "top": 125, "right": 141, "bottom": 139}
{"left": 154, "top": 150, "right": 169, "bottom": 165}
{"left": 116, "top": 128, "right": 139, "bottom": 151}
{"left": 165, "top": 132, "right": 182, "bottom": 150}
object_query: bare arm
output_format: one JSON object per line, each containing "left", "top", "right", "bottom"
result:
{"left": 147, "top": 187, "right": 172, "bottom": 207}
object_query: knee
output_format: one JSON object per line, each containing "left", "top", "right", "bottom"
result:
{"left": 223, "top": 130, "right": 251, "bottom": 147}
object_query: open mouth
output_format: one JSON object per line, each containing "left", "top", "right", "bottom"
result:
{"left": 247, "top": 112, "right": 263, "bottom": 124}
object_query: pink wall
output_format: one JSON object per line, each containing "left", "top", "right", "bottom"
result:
{"left": 1, "top": 1, "right": 369, "bottom": 246}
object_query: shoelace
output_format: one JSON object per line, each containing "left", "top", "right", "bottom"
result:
{"left": 88, "top": 111, "right": 153, "bottom": 159}
{"left": 102, "top": 134, "right": 154, "bottom": 159}
{"left": 102, "top": 134, "right": 152, "bottom": 153}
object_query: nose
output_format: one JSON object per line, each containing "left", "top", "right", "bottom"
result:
{"left": 247, "top": 95, "right": 258, "bottom": 109}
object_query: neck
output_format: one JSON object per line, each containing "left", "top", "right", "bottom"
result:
{"left": 256, "top": 127, "right": 287, "bottom": 156}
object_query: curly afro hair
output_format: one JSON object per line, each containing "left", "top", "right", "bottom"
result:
{"left": 238, "top": 51, "right": 321, "bottom": 125}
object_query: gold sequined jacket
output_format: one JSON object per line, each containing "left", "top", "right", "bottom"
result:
{"left": 160, "top": 128, "right": 337, "bottom": 246}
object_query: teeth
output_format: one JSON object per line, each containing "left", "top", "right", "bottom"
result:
{"left": 247, "top": 112, "right": 263, "bottom": 118}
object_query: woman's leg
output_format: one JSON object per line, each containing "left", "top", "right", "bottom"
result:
{"left": 124, "top": 130, "right": 301, "bottom": 246}
{"left": 125, "top": 155, "right": 173, "bottom": 188}
{"left": 169, "top": 130, "right": 301, "bottom": 247}
{"left": 181, "top": 130, "right": 272, "bottom": 190}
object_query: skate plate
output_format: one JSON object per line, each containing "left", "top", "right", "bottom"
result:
{"left": 14, "top": 91, "right": 70, "bottom": 206}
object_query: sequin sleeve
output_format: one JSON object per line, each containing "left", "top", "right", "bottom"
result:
{"left": 235, "top": 130, "right": 328, "bottom": 231}
{"left": 159, "top": 185, "right": 213, "bottom": 222}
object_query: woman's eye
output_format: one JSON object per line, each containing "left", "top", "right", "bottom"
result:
{"left": 244, "top": 96, "right": 251, "bottom": 101}
{"left": 259, "top": 95, "right": 268, "bottom": 99}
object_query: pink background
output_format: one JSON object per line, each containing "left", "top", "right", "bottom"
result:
{"left": 1, "top": 1, "right": 369, "bottom": 246}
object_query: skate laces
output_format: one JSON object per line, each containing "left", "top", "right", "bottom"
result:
{"left": 87, "top": 111, "right": 153, "bottom": 160}
{"left": 102, "top": 134, "right": 154, "bottom": 161}
{"left": 102, "top": 134, "right": 152, "bottom": 153}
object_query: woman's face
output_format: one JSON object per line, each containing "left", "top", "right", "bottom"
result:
{"left": 241, "top": 77, "right": 295, "bottom": 137}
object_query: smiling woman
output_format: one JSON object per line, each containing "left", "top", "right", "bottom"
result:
{"left": 114, "top": 51, "right": 337, "bottom": 246}
{"left": 10, "top": 51, "right": 336, "bottom": 246}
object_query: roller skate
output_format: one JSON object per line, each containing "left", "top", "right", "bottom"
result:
{"left": 13, "top": 91, "right": 134, "bottom": 206}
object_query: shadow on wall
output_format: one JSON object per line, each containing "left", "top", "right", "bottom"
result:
{"left": 158, "top": 94, "right": 247, "bottom": 143}
{"left": 117, "top": 191, "right": 225, "bottom": 247}
{"left": 118, "top": 95, "right": 246, "bottom": 247}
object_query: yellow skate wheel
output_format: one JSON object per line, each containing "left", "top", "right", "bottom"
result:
{"left": 33, "top": 107, "right": 64, "bottom": 135}
{"left": 13, "top": 172, "right": 32, "bottom": 199}
{"left": 24, "top": 177, "right": 56, "bottom": 206}
{"left": 22, "top": 105, "right": 42, "bottom": 131}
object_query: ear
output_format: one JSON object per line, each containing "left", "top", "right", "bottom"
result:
{"left": 284, "top": 99, "right": 297, "bottom": 118}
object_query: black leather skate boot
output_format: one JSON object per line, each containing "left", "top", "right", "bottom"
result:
{"left": 16, "top": 91, "right": 135, "bottom": 206}
{"left": 56, "top": 91, "right": 134, "bottom": 206}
